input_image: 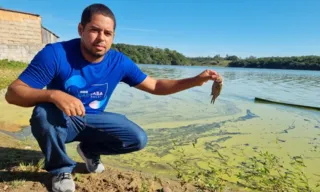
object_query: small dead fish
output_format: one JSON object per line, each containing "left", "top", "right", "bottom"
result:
{"left": 211, "top": 75, "right": 223, "bottom": 104}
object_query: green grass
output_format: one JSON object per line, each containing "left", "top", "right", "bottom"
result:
{"left": 170, "top": 140, "right": 320, "bottom": 192}
{"left": 0, "top": 59, "right": 28, "bottom": 69}
{"left": 17, "top": 158, "right": 45, "bottom": 172}
{"left": 8, "top": 179, "right": 26, "bottom": 188}
{"left": 0, "top": 59, "right": 27, "bottom": 89}
{"left": 140, "top": 177, "right": 151, "bottom": 192}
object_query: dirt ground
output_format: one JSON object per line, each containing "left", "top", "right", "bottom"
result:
{"left": 0, "top": 166, "right": 198, "bottom": 192}
{"left": 0, "top": 132, "right": 199, "bottom": 192}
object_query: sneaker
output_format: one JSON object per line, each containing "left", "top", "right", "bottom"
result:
{"left": 77, "top": 143, "right": 105, "bottom": 173}
{"left": 52, "top": 173, "right": 75, "bottom": 192}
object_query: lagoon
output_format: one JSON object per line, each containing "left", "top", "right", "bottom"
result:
{"left": 107, "top": 65, "right": 320, "bottom": 182}
{"left": 0, "top": 64, "right": 319, "bottom": 185}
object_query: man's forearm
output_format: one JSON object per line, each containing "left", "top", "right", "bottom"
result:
{"left": 5, "top": 84, "right": 55, "bottom": 107}
{"left": 153, "top": 77, "right": 199, "bottom": 95}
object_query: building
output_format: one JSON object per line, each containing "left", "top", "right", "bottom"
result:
{"left": 0, "top": 8, "right": 59, "bottom": 63}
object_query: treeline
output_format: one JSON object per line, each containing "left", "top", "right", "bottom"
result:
{"left": 111, "top": 43, "right": 320, "bottom": 70}
{"left": 111, "top": 43, "right": 191, "bottom": 65}
{"left": 188, "top": 54, "right": 236, "bottom": 66}
{"left": 228, "top": 56, "right": 320, "bottom": 70}
{"left": 111, "top": 43, "right": 230, "bottom": 66}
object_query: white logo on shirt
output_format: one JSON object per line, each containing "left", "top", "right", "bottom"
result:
{"left": 91, "top": 91, "right": 103, "bottom": 96}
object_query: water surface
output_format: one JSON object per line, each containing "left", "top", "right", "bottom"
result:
{"left": 106, "top": 65, "right": 320, "bottom": 184}
{"left": 1, "top": 64, "right": 319, "bottom": 184}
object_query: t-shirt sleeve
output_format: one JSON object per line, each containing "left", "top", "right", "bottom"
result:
{"left": 121, "top": 54, "right": 147, "bottom": 87}
{"left": 18, "top": 44, "right": 58, "bottom": 89}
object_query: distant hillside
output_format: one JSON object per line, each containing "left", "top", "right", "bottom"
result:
{"left": 188, "top": 55, "right": 236, "bottom": 66}
{"left": 228, "top": 56, "right": 320, "bottom": 70}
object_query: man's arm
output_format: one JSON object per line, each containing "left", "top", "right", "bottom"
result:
{"left": 135, "top": 69, "right": 219, "bottom": 95}
{"left": 5, "top": 44, "right": 85, "bottom": 116}
{"left": 6, "top": 44, "right": 58, "bottom": 107}
{"left": 5, "top": 79, "right": 54, "bottom": 107}
{"left": 5, "top": 79, "right": 85, "bottom": 116}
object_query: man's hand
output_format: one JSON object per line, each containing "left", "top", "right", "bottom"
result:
{"left": 49, "top": 90, "right": 85, "bottom": 117}
{"left": 135, "top": 69, "right": 221, "bottom": 95}
{"left": 194, "top": 69, "right": 220, "bottom": 86}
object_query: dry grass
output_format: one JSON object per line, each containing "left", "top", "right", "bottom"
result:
{"left": 0, "top": 59, "right": 27, "bottom": 89}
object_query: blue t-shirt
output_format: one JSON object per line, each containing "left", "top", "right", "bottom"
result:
{"left": 19, "top": 38, "right": 147, "bottom": 114}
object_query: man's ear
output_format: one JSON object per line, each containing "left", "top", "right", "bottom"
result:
{"left": 78, "top": 23, "right": 84, "bottom": 36}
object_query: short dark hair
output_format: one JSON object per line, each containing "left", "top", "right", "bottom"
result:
{"left": 81, "top": 3, "right": 116, "bottom": 30}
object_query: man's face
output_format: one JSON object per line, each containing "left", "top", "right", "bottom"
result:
{"left": 78, "top": 14, "right": 115, "bottom": 59}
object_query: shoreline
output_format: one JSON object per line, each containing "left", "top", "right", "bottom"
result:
{"left": 0, "top": 132, "right": 198, "bottom": 192}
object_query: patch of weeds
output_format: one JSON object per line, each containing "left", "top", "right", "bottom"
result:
{"left": 17, "top": 158, "right": 44, "bottom": 172}
{"left": 194, "top": 150, "right": 232, "bottom": 192}
{"left": 169, "top": 140, "right": 231, "bottom": 192}
{"left": 36, "top": 158, "right": 45, "bottom": 171}
{"left": 140, "top": 177, "right": 150, "bottom": 192}
{"left": 0, "top": 59, "right": 27, "bottom": 89}
{"left": 168, "top": 140, "right": 197, "bottom": 184}
{"left": 74, "top": 173, "right": 81, "bottom": 182}
{"left": 0, "top": 59, "right": 28, "bottom": 69}
{"left": 9, "top": 179, "right": 26, "bottom": 188}
{"left": 170, "top": 140, "right": 319, "bottom": 192}
{"left": 236, "top": 151, "right": 319, "bottom": 192}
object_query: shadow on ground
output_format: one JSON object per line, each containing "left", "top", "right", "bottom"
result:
{"left": 0, "top": 147, "right": 88, "bottom": 191}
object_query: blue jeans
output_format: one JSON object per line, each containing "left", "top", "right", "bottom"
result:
{"left": 30, "top": 103, "right": 148, "bottom": 175}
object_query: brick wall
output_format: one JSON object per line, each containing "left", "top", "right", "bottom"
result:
{"left": 0, "top": 9, "right": 54, "bottom": 63}
{"left": 0, "top": 44, "right": 45, "bottom": 63}
{"left": 42, "top": 27, "right": 59, "bottom": 45}
{"left": 0, "top": 9, "right": 42, "bottom": 45}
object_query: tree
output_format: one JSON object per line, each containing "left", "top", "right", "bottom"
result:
{"left": 225, "top": 55, "right": 239, "bottom": 61}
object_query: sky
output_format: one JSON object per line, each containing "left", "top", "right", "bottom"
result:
{"left": 1, "top": 0, "right": 319, "bottom": 58}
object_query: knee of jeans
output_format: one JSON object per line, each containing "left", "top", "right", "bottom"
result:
{"left": 30, "top": 103, "right": 53, "bottom": 137}
{"left": 134, "top": 128, "right": 148, "bottom": 150}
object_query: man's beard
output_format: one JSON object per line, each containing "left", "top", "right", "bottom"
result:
{"left": 83, "top": 43, "right": 105, "bottom": 59}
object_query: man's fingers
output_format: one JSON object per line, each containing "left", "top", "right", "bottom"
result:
{"left": 64, "top": 109, "right": 71, "bottom": 117}
{"left": 77, "top": 104, "right": 85, "bottom": 117}
{"left": 76, "top": 107, "right": 83, "bottom": 117}
{"left": 80, "top": 104, "right": 86, "bottom": 117}
{"left": 211, "top": 74, "right": 219, "bottom": 80}
{"left": 206, "top": 70, "right": 218, "bottom": 76}
{"left": 69, "top": 108, "right": 77, "bottom": 116}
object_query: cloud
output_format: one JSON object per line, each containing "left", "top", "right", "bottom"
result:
{"left": 118, "top": 27, "right": 157, "bottom": 32}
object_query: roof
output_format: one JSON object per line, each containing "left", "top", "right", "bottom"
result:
{"left": 0, "top": 8, "right": 40, "bottom": 17}
{"left": 42, "top": 26, "right": 60, "bottom": 38}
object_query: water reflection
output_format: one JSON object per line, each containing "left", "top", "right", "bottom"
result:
{"left": 222, "top": 71, "right": 237, "bottom": 81}
{"left": 140, "top": 65, "right": 183, "bottom": 79}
